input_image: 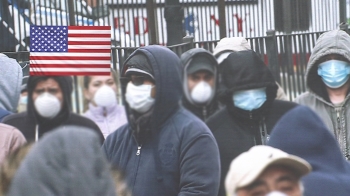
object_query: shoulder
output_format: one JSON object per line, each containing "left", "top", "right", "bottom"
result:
{"left": 294, "top": 91, "right": 315, "bottom": 104}
{"left": 2, "top": 112, "right": 27, "bottom": 125}
{"left": 68, "top": 113, "right": 98, "bottom": 127}
{"left": 0, "top": 123, "right": 26, "bottom": 146}
{"left": 205, "top": 107, "right": 229, "bottom": 127}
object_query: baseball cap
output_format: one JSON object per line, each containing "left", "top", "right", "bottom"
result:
{"left": 187, "top": 57, "right": 215, "bottom": 75}
{"left": 125, "top": 53, "right": 154, "bottom": 79}
{"left": 225, "top": 145, "right": 311, "bottom": 196}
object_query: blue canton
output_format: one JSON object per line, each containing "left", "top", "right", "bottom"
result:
{"left": 30, "top": 26, "right": 68, "bottom": 52}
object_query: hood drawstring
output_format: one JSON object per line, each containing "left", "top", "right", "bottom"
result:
{"left": 35, "top": 124, "right": 39, "bottom": 142}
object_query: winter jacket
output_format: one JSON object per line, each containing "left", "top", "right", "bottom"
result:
{"left": 0, "top": 123, "right": 26, "bottom": 164}
{"left": 0, "top": 53, "right": 22, "bottom": 113}
{"left": 84, "top": 102, "right": 127, "bottom": 139}
{"left": 206, "top": 50, "right": 297, "bottom": 196}
{"left": 7, "top": 126, "right": 116, "bottom": 196}
{"left": 180, "top": 48, "right": 220, "bottom": 121}
{"left": 103, "top": 45, "right": 220, "bottom": 196}
{"left": 2, "top": 76, "right": 104, "bottom": 144}
{"left": 268, "top": 105, "right": 350, "bottom": 196}
{"left": 295, "top": 29, "right": 350, "bottom": 159}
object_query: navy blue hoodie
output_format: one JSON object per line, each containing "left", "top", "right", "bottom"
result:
{"left": 268, "top": 105, "right": 350, "bottom": 196}
{"left": 102, "top": 45, "right": 220, "bottom": 196}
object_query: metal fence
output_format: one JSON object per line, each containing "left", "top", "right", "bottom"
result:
{"left": 1, "top": 0, "right": 348, "bottom": 52}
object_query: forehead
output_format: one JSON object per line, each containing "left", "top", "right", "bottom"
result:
{"left": 90, "top": 75, "right": 113, "bottom": 82}
{"left": 34, "top": 78, "right": 60, "bottom": 89}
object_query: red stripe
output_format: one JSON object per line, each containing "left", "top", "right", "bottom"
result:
{"left": 30, "top": 64, "right": 110, "bottom": 68}
{"left": 30, "top": 56, "right": 110, "bottom": 61}
{"left": 68, "top": 41, "right": 111, "bottom": 45}
{"left": 30, "top": 71, "right": 111, "bottom": 76}
{"left": 68, "top": 33, "right": 110, "bottom": 38}
{"left": 67, "top": 49, "right": 110, "bottom": 53}
{"left": 68, "top": 26, "right": 111, "bottom": 30}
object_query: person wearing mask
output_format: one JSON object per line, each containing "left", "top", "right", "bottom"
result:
{"left": 294, "top": 29, "right": 350, "bottom": 160}
{"left": 103, "top": 45, "right": 220, "bottom": 196}
{"left": 83, "top": 70, "right": 127, "bottom": 139}
{"left": 213, "top": 37, "right": 288, "bottom": 101}
{"left": 225, "top": 145, "right": 311, "bottom": 196}
{"left": 268, "top": 105, "right": 350, "bottom": 196}
{"left": 180, "top": 48, "right": 219, "bottom": 121}
{"left": 206, "top": 50, "right": 298, "bottom": 196}
{"left": 5, "top": 126, "right": 117, "bottom": 196}
{"left": 0, "top": 54, "right": 22, "bottom": 121}
{"left": 2, "top": 76, "right": 104, "bottom": 144}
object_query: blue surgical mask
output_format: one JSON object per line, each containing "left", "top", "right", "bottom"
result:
{"left": 318, "top": 59, "right": 350, "bottom": 88}
{"left": 233, "top": 87, "right": 267, "bottom": 111}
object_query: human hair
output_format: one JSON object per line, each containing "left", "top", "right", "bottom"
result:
{"left": 83, "top": 68, "right": 119, "bottom": 89}
{"left": 110, "top": 166, "right": 132, "bottom": 196}
{"left": 0, "top": 143, "right": 33, "bottom": 196}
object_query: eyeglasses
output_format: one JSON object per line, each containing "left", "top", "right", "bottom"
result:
{"left": 120, "top": 76, "right": 153, "bottom": 86}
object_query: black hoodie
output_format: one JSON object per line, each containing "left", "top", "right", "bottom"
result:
{"left": 268, "top": 105, "right": 350, "bottom": 196}
{"left": 180, "top": 48, "right": 219, "bottom": 121}
{"left": 206, "top": 50, "right": 298, "bottom": 196}
{"left": 2, "top": 76, "right": 104, "bottom": 144}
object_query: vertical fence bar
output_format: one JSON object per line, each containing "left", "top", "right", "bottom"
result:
{"left": 339, "top": 0, "right": 347, "bottom": 24}
{"left": 266, "top": 30, "right": 280, "bottom": 84}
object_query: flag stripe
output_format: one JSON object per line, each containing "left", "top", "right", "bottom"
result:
{"left": 30, "top": 71, "right": 110, "bottom": 76}
{"left": 30, "top": 56, "right": 110, "bottom": 60}
{"left": 68, "top": 37, "right": 111, "bottom": 41}
{"left": 68, "top": 41, "right": 111, "bottom": 46}
{"left": 67, "top": 49, "right": 110, "bottom": 53}
{"left": 69, "top": 30, "right": 111, "bottom": 34}
{"left": 30, "top": 68, "right": 110, "bottom": 72}
{"left": 68, "top": 26, "right": 110, "bottom": 30}
{"left": 30, "top": 60, "right": 110, "bottom": 64}
{"left": 68, "top": 34, "right": 111, "bottom": 38}
{"left": 30, "top": 64, "right": 110, "bottom": 68}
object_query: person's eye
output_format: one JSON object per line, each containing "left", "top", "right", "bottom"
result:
{"left": 35, "top": 89, "right": 44, "bottom": 94}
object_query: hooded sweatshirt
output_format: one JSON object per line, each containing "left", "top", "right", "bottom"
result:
{"left": 7, "top": 126, "right": 116, "bottom": 196}
{"left": 268, "top": 105, "right": 350, "bottom": 196}
{"left": 180, "top": 48, "right": 219, "bottom": 121}
{"left": 295, "top": 29, "right": 350, "bottom": 159}
{"left": 2, "top": 76, "right": 104, "bottom": 144}
{"left": 103, "top": 45, "right": 220, "bottom": 196}
{"left": 213, "top": 37, "right": 288, "bottom": 101}
{"left": 0, "top": 123, "right": 26, "bottom": 165}
{"left": 206, "top": 50, "right": 297, "bottom": 196}
{"left": 0, "top": 54, "right": 22, "bottom": 117}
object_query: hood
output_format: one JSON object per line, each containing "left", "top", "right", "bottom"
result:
{"left": 219, "top": 50, "right": 277, "bottom": 118}
{"left": 305, "top": 30, "right": 350, "bottom": 100}
{"left": 0, "top": 53, "right": 23, "bottom": 112}
{"left": 268, "top": 105, "right": 350, "bottom": 196}
{"left": 180, "top": 48, "right": 218, "bottom": 107}
{"left": 7, "top": 126, "right": 116, "bottom": 196}
{"left": 26, "top": 76, "right": 73, "bottom": 124}
{"left": 213, "top": 37, "right": 251, "bottom": 64}
{"left": 121, "top": 45, "right": 183, "bottom": 131}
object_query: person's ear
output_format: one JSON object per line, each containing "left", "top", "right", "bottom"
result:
{"left": 83, "top": 89, "right": 92, "bottom": 101}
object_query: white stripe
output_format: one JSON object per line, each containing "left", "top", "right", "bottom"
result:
{"left": 68, "top": 45, "right": 110, "bottom": 49}
{"left": 68, "top": 37, "right": 111, "bottom": 42}
{"left": 30, "top": 68, "right": 111, "bottom": 72}
{"left": 30, "top": 52, "right": 110, "bottom": 57}
{"left": 68, "top": 30, "right": 111, "bottom": 34}
{"left": 30, "top": 60, "right": 110, "bottom": 64}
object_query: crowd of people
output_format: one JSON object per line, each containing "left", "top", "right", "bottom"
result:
{"left": 1, "top": 28, "right": 350, "bottom": 196}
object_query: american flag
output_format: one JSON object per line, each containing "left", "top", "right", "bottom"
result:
{"left": 30, "top": 26, "right": 111, "bottom": 76}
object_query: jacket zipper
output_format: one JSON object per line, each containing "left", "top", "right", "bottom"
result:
{"left": 335, "top": 107, "right": 349, "bottom": 160}
{"left": 202, "top": 106, "right": 207, "bottom": 121}
{"left": 136, "top": 145, "right": 142, "bottom": 155}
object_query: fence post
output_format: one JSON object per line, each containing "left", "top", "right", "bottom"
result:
{"left": 266, "top": 30, "right": 280, "bottom": 84}
{"left": 146, "top": 0, "right": 158, "bottom": 44}
{"left": 183, "top": 35, "right": 194, "bottom": 51}
{"left": 218, "top": 0, "right": 226, "bottom": 39}
{"left": 67, "top": 0, "right": 76, "bottom": 26}
{"left": 339, "top": 0, "right": 347, "bottom": 24}
{"left": 164, "top": 0, "right": 184, "bottom": 45}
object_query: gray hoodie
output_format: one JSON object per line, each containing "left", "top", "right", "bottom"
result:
{"left": 7, "top": 126, "right": 116, "bottom": 196}
{"left": 295, "top": 29, "right": 350, "bottom": 160}
{"left": 0, "top": 53, "right": 22, "bottom": 112}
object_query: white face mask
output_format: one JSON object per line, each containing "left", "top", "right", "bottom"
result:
{"left": 34, "top": 92, "right": 61, "bottom": 119}
{"left": 190, "top": 81, "right": 213, "bottom": 104}
{"left": 265, "top": 191, "right": 288, "bottom": 196}
{"left": 125, "top": 82, "right": 155, "bottom": 113}
{"left": 93, "top": 85, "right": 117, "bottom": 107}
